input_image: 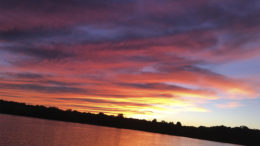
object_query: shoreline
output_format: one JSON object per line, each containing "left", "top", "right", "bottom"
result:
{"left": 1, "top": 99, "right": 259, "bottom": 146}
{"left": 0, "top": 113, "right": 239, "bottom": 146}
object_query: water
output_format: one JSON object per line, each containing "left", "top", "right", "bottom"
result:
{"left": 0, "top": 114, "right": 238, "bottom": 146}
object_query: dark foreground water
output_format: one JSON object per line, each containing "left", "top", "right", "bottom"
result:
{"left": 0, "top": 114, "right": 239, "bottom": 146}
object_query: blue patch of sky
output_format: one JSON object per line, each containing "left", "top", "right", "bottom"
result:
{"left": 171, "top": 98, "right": 260, "bottom": 129}
{"left": 209, "top": 98, "right": 260, "bottom": 129}
{"left": 197, "top": 56, "right": 260, "bottom": 78}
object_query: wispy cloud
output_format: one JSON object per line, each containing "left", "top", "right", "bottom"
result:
{"left": 216, "top": 102, "right": 242, "bottom": 109}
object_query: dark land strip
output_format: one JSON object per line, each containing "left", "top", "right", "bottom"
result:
{"left": 1, "top": 100, "right": 259, "bottom": 146}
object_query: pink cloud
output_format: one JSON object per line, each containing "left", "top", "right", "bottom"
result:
{"left": 216, "top": 102, "right": 242, "bottom": 109}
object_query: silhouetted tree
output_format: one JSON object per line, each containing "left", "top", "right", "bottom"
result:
{"left": 176, "top": 121, "right": 182, "bottom": 127}
{"left": 99, "top": 112, "right": 105, "bottom": 116}
{"left": 1, "top": 99, "right": 260, "bottom": 146}
{"left": 117, "top": 113, "right": 124, "bottom": 118}
{"left": 240, "top": 125, "right": 249, "bottom": 130}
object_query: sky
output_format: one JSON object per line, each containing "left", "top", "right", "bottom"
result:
{"left": 0, "top": 0, "right": 260, "bottom": 129}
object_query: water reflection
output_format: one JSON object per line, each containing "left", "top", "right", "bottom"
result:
{"left": 0, "top": 114, "right": 239, "bottom": 146}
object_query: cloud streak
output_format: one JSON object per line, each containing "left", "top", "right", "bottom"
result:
{"left": 216, "top": 102, "right": 242, "bottom": 109}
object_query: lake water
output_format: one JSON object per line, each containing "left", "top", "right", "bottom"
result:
{"left": 0, "top": 114, "right": 239, "bottom": 146}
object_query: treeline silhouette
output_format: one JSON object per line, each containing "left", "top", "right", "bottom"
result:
{"left": 0, "top": 100, "right": 259, "bottom": 146}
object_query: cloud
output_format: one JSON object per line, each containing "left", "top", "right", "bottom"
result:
{"left": 0, "top": 82, "right": 86, "bottom": 94}
{"left": 1, "top": 45, "right": 73, "bottom": 60}
{"left": 216, "top": 102, "right": 242, "bottom": 109}
{"left": 0, "top": 0, "right": 259, "bottom": 120}
{"left": 3, "top": 72, "right": 46, "bottom": 79}
{"left": 57, "top": 97, "right": 151, "bottom": 107}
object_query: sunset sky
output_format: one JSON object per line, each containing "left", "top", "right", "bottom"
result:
{"left": 0, "top": 0, "right": 260, "bottom": 129}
